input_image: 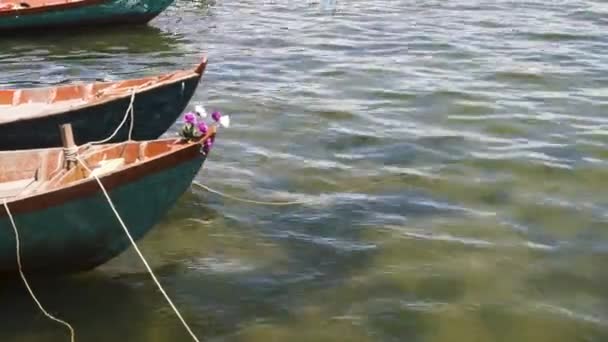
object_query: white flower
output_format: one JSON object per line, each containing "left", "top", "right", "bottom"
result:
{"left": 195, "top": 105, "right": 207, "bottom": 118}
{"left": 219, "top": 115, "right": 230, "bottom": 128}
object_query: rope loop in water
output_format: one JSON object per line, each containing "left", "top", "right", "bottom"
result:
{"left": 192, "top": 181, "right": 311, "bottom": 206}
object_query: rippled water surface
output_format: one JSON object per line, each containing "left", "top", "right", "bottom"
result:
{"left": 1, "top": 0, "right": 608, "bottom": 341}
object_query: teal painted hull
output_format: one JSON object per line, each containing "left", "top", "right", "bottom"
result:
{"left": 0, "top": 155, "right": 205, "bottom": 275}
{"left": 0, "top": 0, "right": 174, "bottom": 32}
{"left": 0, "top": 76, "right": 202, "bottom": 150}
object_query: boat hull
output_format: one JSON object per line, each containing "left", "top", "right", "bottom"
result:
{"left": 0, "top": 75, "right": 201, "bottom": 150}
{"left": 0, "top": 151, "right": 206, "bottom": 275}
{"left": 0, "top": 0, "right": 174, "bottom": 32}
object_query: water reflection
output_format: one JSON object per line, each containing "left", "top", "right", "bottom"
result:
{"left": 0, "top": 273, "right": 190, "bottom": 341}
{"left": 0, "top": 25, "right": 187, "bottom": 88}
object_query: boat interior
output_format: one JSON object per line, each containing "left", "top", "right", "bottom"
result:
{"left": 0, "top": 138, "right": 189, "bottom": 201}
{"left": 0, "top": 65, "right": 200, "bottom": 123}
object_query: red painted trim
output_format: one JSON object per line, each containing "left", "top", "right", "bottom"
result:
{"left": 0, "top": 55, "right": 207, "bottom": 125}
{"left": 77, "top": 68, "right": 205, "bottom": 116}
{"left": 194, "top": 56, "right": 208, "bottom": 75}
{"left": 0, "top": 133, "right": 215, "bottom": 218}
{"left": 0, "top": 0, "right": 111, "bottom": 17}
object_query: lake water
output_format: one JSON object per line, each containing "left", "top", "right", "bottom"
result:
{"left": 0, "top": 0, "right": 607, "bottom": 341}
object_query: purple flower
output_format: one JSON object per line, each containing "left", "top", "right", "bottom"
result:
{"left": 197, "top": 122, "right": 208, "bottom": 135}
{"left": 211, "top": 111, "right": 221, "bottom": 122}
{"left": 202, "top": 138, "right": 213, "bottom": 154}
{"left": 184, "top": 112, "right": 197, "bottom": 124}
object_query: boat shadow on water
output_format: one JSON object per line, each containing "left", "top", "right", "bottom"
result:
{"left": 0, "top": 24, "right": 182, "bottom": 57}
{"left": 5, "top": 186, "right": 604, "bottom": 341}
{"left": 0, "top": 23, "right": 191, "bottom": 90}
{"left": 0, "top": 272, "right": 192, "bottom": 341}
{"left": 0, "top": 191, "right": 383, "bottom": 341}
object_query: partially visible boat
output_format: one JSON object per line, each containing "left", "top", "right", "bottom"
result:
{"left": 0, "top": 0, "right": 174, "bottom": 32}
{"left": 0, "top": 57, "right": 207, "bottom": 150}
{"left": 0, "top": 126, "right": 216, "bottom": 275}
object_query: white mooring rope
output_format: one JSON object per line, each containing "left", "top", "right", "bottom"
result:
{"left": 192, "top": 181, "right": 310, "bottom": 206}
{"left": 76, "top": 158, "right": 201, "bottom": 342}
{"left": 88, "top": 89, "right": 136, "bottom": 145}
{"left": 2, "top": 86, "right": 203, "bottom": 342}
{"left": 3, "top": 200, "right": 76, "bottom": 342}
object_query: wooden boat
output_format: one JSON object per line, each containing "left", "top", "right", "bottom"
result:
{"left": 0, "top": 57, "right": 207, "bottom": 150}
{"left": 0, "top": 125, "right": 216, "bottom": 275}
{"left": 0, "top": 0, "right": 174, "bottom": 32}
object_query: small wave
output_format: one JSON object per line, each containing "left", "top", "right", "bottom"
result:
{"left": 532, "top": 303, "right": 608, "bottom": 328}
{"left": 385, "top": 226, "right": 558, "bottom": 252}
{"left": 524, "top": 32, "right": 597, "bottom": 42}
{"left": 269, "top": 230, "right": 377, "bottom": 252}
{"left": 186, "top": 257, "right": 257, "bottom": 274}
{"left": 400, "top": 230, "right": 495, "bottom": 247}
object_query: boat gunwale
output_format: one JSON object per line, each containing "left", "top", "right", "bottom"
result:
{"left": 0, "top": 0, "right": 112, "bottom": 17}
{"left": 0, "top": 130, "right": 215, "bottom": 218}
{"left": 0, "top": 56, "right": 208, "bottom": 125}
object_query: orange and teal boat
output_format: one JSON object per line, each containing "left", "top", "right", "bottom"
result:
{"left": 0, "top": 127, "right": 216, "bottom": 275}
{"left": 0, "top": 57, "right": 207, "bottom": 150}
{"left": 0, "top": 0, "right": 174, "bottom": 32}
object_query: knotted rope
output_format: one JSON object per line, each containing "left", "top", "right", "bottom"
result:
{"left": 63, "top": 88, "right": 201, "bottom": 341}
{"left": 62, "top": 146, "right": 78, "bottom": 165}
{"left": 61, "top": 88, "right": 137, "bottom": 169}
{"left": 5, "top": 86, "right": 154, "bottom": 342}
{"left": 4, "top": 85, "right": 204, "bottom": 342}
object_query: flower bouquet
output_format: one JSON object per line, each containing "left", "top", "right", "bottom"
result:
{"left": 179, "top": 105, "right": 230, "bottom": 154}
